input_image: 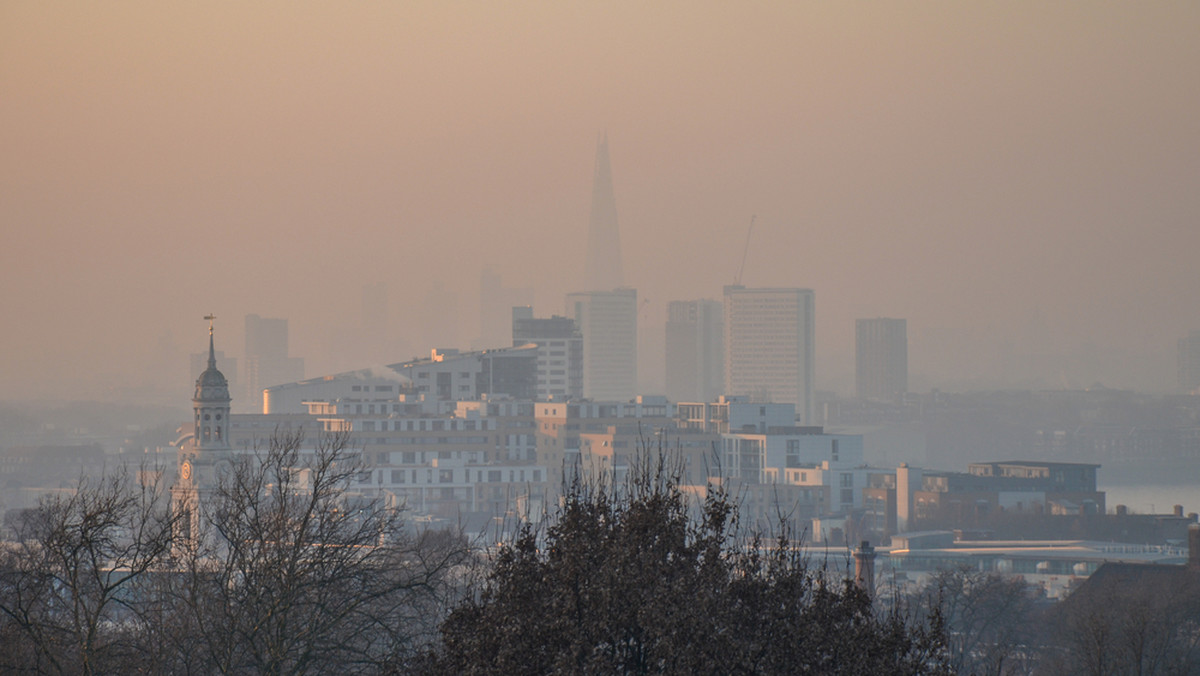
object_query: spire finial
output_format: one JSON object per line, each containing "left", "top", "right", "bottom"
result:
{"left": 204, "top": 314, "right": 217, "bottom": 368}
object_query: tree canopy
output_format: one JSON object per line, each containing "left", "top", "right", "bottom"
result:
{"left": 423, "top": 460, "right": 950, "bottom": 675}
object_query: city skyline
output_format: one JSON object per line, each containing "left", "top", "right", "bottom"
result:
{"left": 2, "top": 3, "right": 1198, "bottom": 403}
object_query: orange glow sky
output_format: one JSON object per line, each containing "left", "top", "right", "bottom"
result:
{"left": 2, "top": 2, "right": 1198, "bottom": 402}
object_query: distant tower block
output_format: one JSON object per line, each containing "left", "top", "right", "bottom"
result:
{"left": 584, "top": 134, "right": 624, "bottom": 292}
{"left": 723, "top": 286, "right": 815, "bottom": 423}
{"left": 856, "top": 318, "right": 908, "bottom": 402}
{"left": 665, "top": 300, "right": 724, "bottom": 403}
{"left": 566, "top": 288, "right": 638, "bottom": 401}
{"left": 244, "top": 314, "right": 304, "bottom": 411}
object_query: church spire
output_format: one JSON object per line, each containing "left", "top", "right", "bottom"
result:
{"left": 195, "top": 314, "right": 230, "bottom": 405}
{"left": 205, "top": 314, "right": 217, "bottom": 370}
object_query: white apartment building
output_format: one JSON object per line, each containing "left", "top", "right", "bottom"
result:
{"left": 720, "top": 429, "right": 865, "bottom": 514}
{"left": 262, "top": 345, "right": 538, "bottom": 414}
{"left": 512, "top": 307, "right": 583, "bottom": 400}
{"left": 566, "top": 288, "right": 638, "bottom": 401}
{"left": 675, "top": 396, "right": 796, "bottom": 434}
{"left": 723, "top": 286, "right": 815, "bottom": 423}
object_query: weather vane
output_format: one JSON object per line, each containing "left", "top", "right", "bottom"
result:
{"left": 204, "top": 314, "right": 216, "bottom": 335}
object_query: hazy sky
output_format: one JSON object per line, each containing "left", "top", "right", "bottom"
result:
{"left": 2, "top": 2, "right": 1198, "bottom": 403}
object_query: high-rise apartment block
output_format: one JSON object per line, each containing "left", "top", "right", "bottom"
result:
{"left": 1180, "top": 331, "right": 1200, "bottom": 393}
{"left": 665, "top": 300, "right": 724, "bottom": 403}
{"left": 244, "top": 314, "right": 304, "bottom": 411}
{"left": 856, "top": 318, "right": 908, "bottom": 401}
{"left": 723, "top": 286, "right": 814, "bottom": 423}
{"left": 566, "top": 288, "right": 638, "bottom": 401}
{"left": 512, "top": 307, "right": 583, "bottom": 400}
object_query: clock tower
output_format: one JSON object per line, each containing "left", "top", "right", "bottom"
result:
{"left": 173, "top": 315, "right": 233, "bottom": 547}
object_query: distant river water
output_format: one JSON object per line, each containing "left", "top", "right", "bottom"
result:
{"left": 1100, "top": 458, "right": 1200, "bottom": 515}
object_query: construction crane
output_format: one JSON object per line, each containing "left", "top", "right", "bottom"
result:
{"left": 734, "top": 214, "right": 756, "bottom": 286}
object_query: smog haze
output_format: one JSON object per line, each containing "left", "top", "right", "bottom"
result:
{"left": 2, "top": 2, "right": 1198, "bottom": 403}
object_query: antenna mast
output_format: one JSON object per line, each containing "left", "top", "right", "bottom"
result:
{"left": 734, "top": 214, "right": 756, "bottom": 285}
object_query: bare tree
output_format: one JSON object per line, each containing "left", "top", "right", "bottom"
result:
{"left": 1047, "top": 568, "right": 1200, "bottom": 676}
{"left": 178, "top": 429, "right": 467, "bottom": 675}
{"left": 917, "top": 566, "right": 1044, "bottom": 676}
{"left": 0, "top": 464, "right": 180, "bottom": 674}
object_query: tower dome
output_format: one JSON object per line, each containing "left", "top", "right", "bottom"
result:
{"left": 194, "top": 316, "right": 231, "bottom": 404}
{"left": 193, "top": 315, "right": 232, "bottom": 451}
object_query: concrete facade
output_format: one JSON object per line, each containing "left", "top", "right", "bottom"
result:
{"left": 723, "top": 286, "right": 815, "bottom": 423}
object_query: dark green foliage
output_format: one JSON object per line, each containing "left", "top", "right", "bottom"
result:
{"left": 423, "top": 459, "right": 950, "bottom": 676}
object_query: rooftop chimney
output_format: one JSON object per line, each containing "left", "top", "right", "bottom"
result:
{"left": 853, "top": 540, "right": 877, "bottom": 599}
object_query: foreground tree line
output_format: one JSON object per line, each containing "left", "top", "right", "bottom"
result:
{"left": 0, "top": 431, "right": 465, "bottom": 674}
{"left": 1, "top": 432, "right": 1196, "bottom": 675}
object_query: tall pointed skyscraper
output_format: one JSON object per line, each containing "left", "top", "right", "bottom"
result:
{"left": 584, "top": 134, "right": 624, "bottom": 291}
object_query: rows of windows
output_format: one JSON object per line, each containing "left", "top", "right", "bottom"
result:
{"left": 386, "top": 468, "right": 544, "bottom": 484}
{"left": 353, "top": 418, "right": 493, "bottom": 431}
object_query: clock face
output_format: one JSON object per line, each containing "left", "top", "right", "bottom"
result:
{"left": 181, "top": 460, "right": 192, "bottom": 481}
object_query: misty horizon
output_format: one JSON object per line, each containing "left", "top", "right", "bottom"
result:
{"left": 3, "top": 3, "right": 1198, "bottom": 403}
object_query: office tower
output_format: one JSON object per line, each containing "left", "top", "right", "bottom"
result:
{"left": 1180, "top": 331, "right": 1200, "bottom": 393}
{"left": 665, "top": 300, "right": 724, "bottom": 403}
{"left": 477, "top": 268, "right": 535, "bottom": 350}
{"left": 244, "top": 314, "right": 304, "bottom": 411}
{"left": 584, "top": 134, "right": 623, "bottom": 292}
{"left": 723, "top": 286, "right": 815, "bottom": 423}
{"left": 512, "top": 307, "right": 584, "bottom": 400}
{"left": 566, "top": 288, "right": 638, "bottom": 401}
{"left": 856, "top": 318, "right": 908, "bottom": 401}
